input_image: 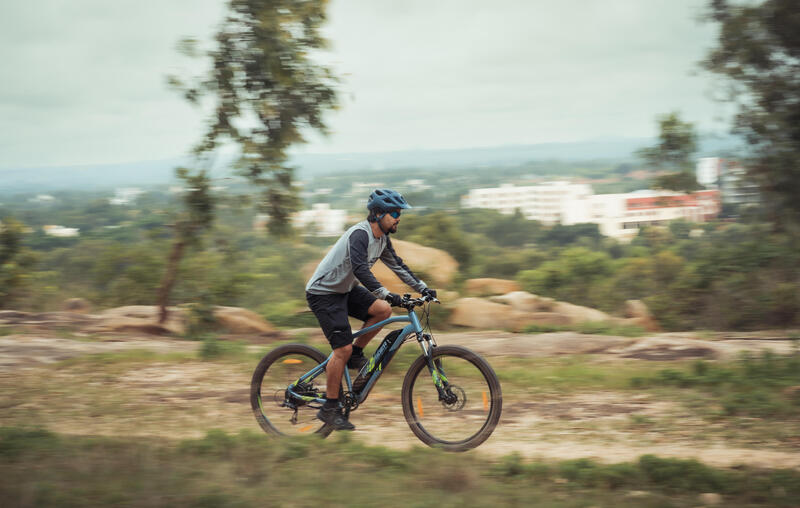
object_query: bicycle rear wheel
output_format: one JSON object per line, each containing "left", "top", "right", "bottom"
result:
{"left": 401, "top": 345, "right": 502, "bottom": 451}
{"left": 250, "top": 343, "right": 334, "bottom": 438}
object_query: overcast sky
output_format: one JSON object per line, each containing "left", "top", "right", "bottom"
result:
{"left": 0, "top": 0, "right": 732, "bottom": 169}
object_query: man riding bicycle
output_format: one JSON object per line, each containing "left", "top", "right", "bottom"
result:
{"left": 305, "top": 189, "right": 437, "bottom": 430}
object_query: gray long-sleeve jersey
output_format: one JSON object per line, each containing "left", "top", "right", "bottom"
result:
{"left": 305, "top": 220, "right": 427, "bottom": 298}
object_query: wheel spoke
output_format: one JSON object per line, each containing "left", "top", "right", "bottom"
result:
{"left": 251, "top": 345, "right": 333, "bottom": 437}
{"left": 404, "top": 348, "right": 501, "bottom": 449}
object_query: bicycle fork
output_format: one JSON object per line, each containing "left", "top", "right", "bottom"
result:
{"left": 418, "top": 333, "right": 456, "bottom": 403}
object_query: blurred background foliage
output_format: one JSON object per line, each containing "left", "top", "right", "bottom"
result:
{"left": 2, "top": 186, "right": 798, "bottom": 332}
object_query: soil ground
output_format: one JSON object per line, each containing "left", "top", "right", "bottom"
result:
{"left": 1, "top": 327, "right": 798, "bottom": 469}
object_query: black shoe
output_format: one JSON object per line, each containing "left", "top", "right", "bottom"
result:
{"left": 317, "top": 406, "right": 355, "bottom": 431}
{"left": 347, "top": 353, "right": 368, "bottom": 370}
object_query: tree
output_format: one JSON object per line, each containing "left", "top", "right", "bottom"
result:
{"left": 638, "top": 112, "right": 701, "bottom": 193}
{"left": 172, "top": 0, "right": 338, "bottom": 234}
{"left": 0, "top": 217, "right": 36, "bottom": 308}
{"left": 704, "top": 0, "right": 800, "bottom": 226}
{"left": 157, "top": 0, "right": 338, "bottom": 320}
{"left": 156, "top": 169, "right": 215, "bottom": 323}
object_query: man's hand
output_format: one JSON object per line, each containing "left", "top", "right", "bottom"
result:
{"left": 421, "top": 288, "right": 437, "bottom": 299}
{"left": 385, "top": 293, "right": 403, "bottom": 307}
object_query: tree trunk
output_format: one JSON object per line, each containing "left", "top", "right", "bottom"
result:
{"left": 157, "top": 238, "right": 186, "bottom": 324}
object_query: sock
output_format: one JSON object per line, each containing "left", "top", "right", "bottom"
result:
{"left": 324, "top": 398, "right": 339, "bottom": 409}
{"left": 352, "top": 345, "right": 364, "bottom": 357}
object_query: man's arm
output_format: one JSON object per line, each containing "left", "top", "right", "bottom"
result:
{"left": 349, "top": 229, "right": 390, "bottom": 298}
{"left": 380, "top": 237, "right": 428, "bottom": 293}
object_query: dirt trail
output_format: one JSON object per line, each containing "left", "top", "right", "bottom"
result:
{"left": 1, "top": 329, "right": 798, "bottom": 469}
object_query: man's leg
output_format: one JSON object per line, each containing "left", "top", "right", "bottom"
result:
{"left": 353, "top": 299, "right": 392, "bottom": 349}
{"left": 325, "top": 342, "right": 351, "bottom": 399}
{"left": 306, "top": 292, "right": 355, "bottom": 430}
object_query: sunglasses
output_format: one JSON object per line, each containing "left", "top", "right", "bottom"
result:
{"left": 388, "top": 210, "right": 401, "bottom": 219}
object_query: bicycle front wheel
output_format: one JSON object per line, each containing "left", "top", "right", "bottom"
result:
{"left": 401, "top": 345, "right": 502, "bottom": 451}
{"left": 250, "top": 343, "right": 334, "bottom": 438}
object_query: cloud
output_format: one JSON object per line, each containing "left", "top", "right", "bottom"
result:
{"left": 0, "top": 0, "right": 729, "bottom": 167}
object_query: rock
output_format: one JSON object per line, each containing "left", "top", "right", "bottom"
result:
{"left": 623, "top": 300, "right": 648, "bottom": 319}
{"left": 489, "top": 291, "right": 555, "bottom": 312}
{"left": 213, "top": 306, "right": 275, "bottom": 334}
{"left": 89, "top": 306, "right": 186, "bottom": 335}
{"left": 63, "top": 298, "right": 91, "bottom": 313}
{"left": 623, "top": 299, "right": 660, "bottom": 332}
{"left": 551, "top": 301, "right": 611, "bottom": 324}
{"left": 465, "top": 278, "right": 521, "bottom": 296}
{"left": 616, "top": 337, "right": 719, "bottom": 360}
{"left": 304, "top": 239, "right": 458, "bottom": 295}
{"left": 527, "top": 312, "right": 573, "bottom": 326}
{"left": 782, "top": 385, "right": 800, "bottom": 403}
{"left": 449, "top": 298, "right": 533, "bottom": 331}
{"left": 698, "top": 493, "right": 722, "bottom": 505}
{"left": 87, "top": 305, "right": 275, "bottom": 336}
{"left": 0, "top": 310, "right": 33, "bottom": 322}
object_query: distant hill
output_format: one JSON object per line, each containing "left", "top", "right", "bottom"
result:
{"left": 0, "top": 134, "right": 743, "bottom": 194}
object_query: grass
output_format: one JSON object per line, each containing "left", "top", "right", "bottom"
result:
{"left": 522, "top": 321, "right": 647, "bottom": 337}
{"left": 631, "top": 351, "right": 800, "bottom": 418}
{"left": 54, "top": 349, "right": 196, "bottom": 367}
{"left": 493, "top": 355, "right": 670, "bottom": 393}
{"left": 1, "top": 427, "right": 799, "bottom": 508}
{"left": 0, "top": 325, "right": 20, "bottom": 336}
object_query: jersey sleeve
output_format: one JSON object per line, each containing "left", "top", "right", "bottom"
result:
{"left": 348, "top": 229, "right": 389, "bottom": 298}
{"left": 380, "top": 237, "right": 428, "bottom": 293}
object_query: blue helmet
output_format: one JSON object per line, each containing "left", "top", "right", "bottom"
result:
{"left": 367, "top": 188, "right": 411, "bottom": 212}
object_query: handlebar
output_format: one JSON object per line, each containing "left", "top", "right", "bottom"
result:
{"left": 398, "top": 293, "right": 440, "bottom": 309}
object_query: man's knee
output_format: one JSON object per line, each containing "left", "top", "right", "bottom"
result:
{"left": 332, "top": 342, "right": 352, "bottom": 359}
{"left": 370, "top": 299, "right": 392, "bottom": 320}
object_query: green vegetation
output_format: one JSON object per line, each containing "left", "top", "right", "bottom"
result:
{"left": 705, "top": 0, "right": 800, "bottom": 226}
{"left": 522, "top": 322, "right": 646, "bottom": 337}
{"left": 2, "top": 186, "right": 799, "bottom": 333}
{"left": 637, "top": 112, "right": 701, "bottom": 193}
{"left": 632, "top": 350, "right": 800, "bottom": 418}
{"left": 1, "top": 427, "right": 798, "bottom": 507}
{"left": 495, "top": 356, "right": 662, "bottom": 393}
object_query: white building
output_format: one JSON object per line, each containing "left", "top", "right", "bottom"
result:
{"left": 696, "top": 157, "right": 721, "bottom": 187}
{"left": 109, "top": 187, "right": 145, "bottom": 205}
{"left": 462, "top": 182, "right": 720, "bottom": 241}
{"left": 43, "top": 225, "right": 80, "bottom": 237}
{"left": 696, "top": 157, "right": 759, "bottom": 208}
{"left": 461, "top": 181, "right": 592, "bottom": 225}
{"left": 292, "top": 203, "right": 347, "bottom": 237}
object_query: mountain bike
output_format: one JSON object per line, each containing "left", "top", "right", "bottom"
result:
{"left": 250, "top": 294, "right": 502, "bottom": 451}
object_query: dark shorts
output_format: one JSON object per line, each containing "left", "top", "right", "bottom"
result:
{"left": 306, "top": 286, "right": 378, "bottom": 349}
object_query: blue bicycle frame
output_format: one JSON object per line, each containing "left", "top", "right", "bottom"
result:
{"left": 286, "top": 307, "right": 433, "bottom": 405}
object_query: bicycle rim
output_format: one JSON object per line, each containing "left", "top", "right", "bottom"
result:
{"left": 403, "top": 346, "right": 501, "bottom": 451}
{"left": 250, "top": 344, "right": 332, "bottom": 437}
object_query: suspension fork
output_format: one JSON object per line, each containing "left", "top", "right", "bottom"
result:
{"left": 417, "top": 332, "right": 451, "bottom": 399}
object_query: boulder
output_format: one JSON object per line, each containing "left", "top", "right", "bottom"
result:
{"left": 551, "top": 301, "right": 611, "bottom": 325}
{"left": 465, "top": 278, "right": 521, "bottom": 296}
{"left": 304, "top": 239, "right": 459, "bottom": 295}
{"left": 527, "top": 312, "right": 573, "bottom": 326}
{"left": 89, "top": 306, "right": 187, "bottom": 335}
{"left": 622, "top": 300, "right": 660, "bottom": 332}
{"left": 489, "top": 291, "right": 555, "bottom": 312}
{"left": 373, "top": 239, "right": 458, "bottom": 294}
{"left": 698, "top": 493, "right": 722, "bottom": 506}
{"left": 213, "top": 306, "right": 275, "bottom": 334}
{"left": 449, "top": 298, "right": 533, "bottom": 331}
{"left": 87, "top": 305, "right": 276, "bottom": 336}
{"left": 63, "top": 298, "right": 91, "bottom": 313}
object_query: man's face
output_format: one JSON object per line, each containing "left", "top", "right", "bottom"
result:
{"left": 380, "top": 209, "right": 401, "bottom": 234}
